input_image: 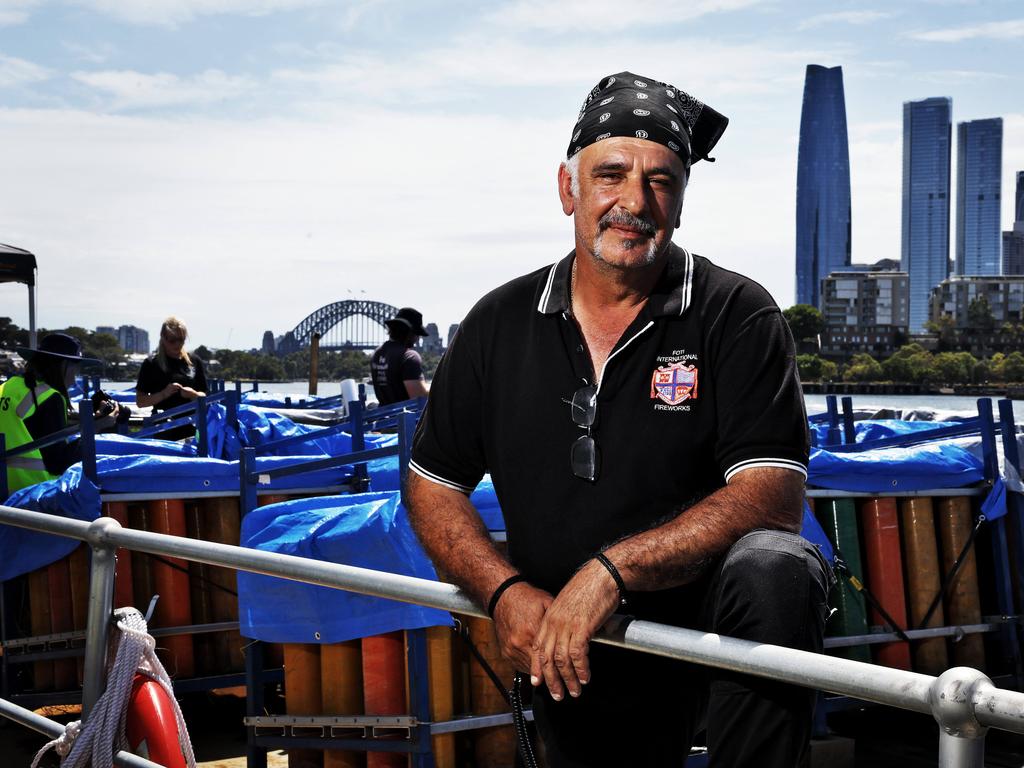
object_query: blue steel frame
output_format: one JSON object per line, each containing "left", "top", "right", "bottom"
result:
{"left": 238, "top": 405, "right": 437, "bottom": 768}
{"left": 135, "top": 390, "right": 240, "bottom": 457}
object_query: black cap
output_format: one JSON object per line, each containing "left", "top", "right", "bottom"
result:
{"left": 385, "top": 307, "right": 429, "bottom": 337}
{"left": 17, "top": 332, "right": 100, "bottom": 366}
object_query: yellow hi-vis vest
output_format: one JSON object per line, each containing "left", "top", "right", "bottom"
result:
{"left": 0, "top": 375, "right": 64, "bottom": 494}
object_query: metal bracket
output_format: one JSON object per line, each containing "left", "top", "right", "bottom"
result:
{"left": 244, "top": 715, "right": 419, "bottom": 740}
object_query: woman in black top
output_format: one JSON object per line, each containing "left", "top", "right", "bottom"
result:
{"left": 136, "top": 317, "right": 207, "bottom": 438}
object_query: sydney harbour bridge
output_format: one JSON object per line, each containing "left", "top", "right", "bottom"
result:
{"left": 288, "top": 299, "right": 403, "bottom": 351}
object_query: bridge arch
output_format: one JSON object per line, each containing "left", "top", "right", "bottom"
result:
{"left": 290, "top": 299, "right": 400, "bottom": 351}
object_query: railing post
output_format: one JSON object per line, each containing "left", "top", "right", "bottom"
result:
{"left": 196, "top": 395, "right": 209, "bottom": 458}
{"left": 0, "top": 434, "right": 8, "bottom": 502}
{"left": 349, "top": 399, "right": 369, "bottom": 492}
{"left": 81, "top": 518, "right": 120, "bottom": 719}
{"left": 826, "top": 395, "right": 841, "bottom": 445}
{"left": 929, "top": 667, "right": 989, "bottom": 768}
{"left": 398, "top": 410, "right": 415, "bottom": 505}
{"left": 841, "top": 396, "right": 855, "bottom": 445}
{"left": 239, "top": 447, "right": 258, "bottom": 518}
{"left": 79, "top": 400, "right": 97, "bottom": 485}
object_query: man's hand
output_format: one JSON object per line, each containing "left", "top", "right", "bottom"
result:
{"left": 492, "top": 582, "right": 553, "bottom": 672}
{"left": 530, "top": 559, "right": 621, "bottom": 701}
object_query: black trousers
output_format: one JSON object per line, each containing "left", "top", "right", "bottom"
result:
{"left": 531, "top": 530, "right": 832, "bottom": 767}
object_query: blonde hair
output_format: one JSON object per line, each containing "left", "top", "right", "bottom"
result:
{"left": 156, "top": 315, "right": 192, "bottom": 371}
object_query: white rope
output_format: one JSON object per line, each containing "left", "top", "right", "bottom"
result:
{"left": 31, "top": 607, "right": 196, "bottom": 768}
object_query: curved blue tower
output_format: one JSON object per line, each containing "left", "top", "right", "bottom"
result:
{"left": 795, "top": 64, "right": 852, "bottom": 309}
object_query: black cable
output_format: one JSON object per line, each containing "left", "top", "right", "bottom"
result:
{"left": 142, "top": 552, "right": 239, "bottom": 598}
{"left": 834, "top": 551, "right": 912, "bottom": 643}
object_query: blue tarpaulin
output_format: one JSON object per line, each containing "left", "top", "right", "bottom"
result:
{"left": 237, "top": 491, "right": 453, "bottom": 643}
{"left": 811, "top": 419, "right": 959, "bottom": 447}
{"left": 807, "top": 443, "right": 984, "bottom": 492}
{"left": 0, "top": 464, "right": 100, "bottom": 581}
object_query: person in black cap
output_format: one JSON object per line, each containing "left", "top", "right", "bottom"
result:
{"left": 1, "top": 333, "right": 123, "bottom": 493}
{"left": 406, "top": 71, "right": 828, "bottom": 766}
{"left": 370, "top": 307, "right": 430, "bottom": 406}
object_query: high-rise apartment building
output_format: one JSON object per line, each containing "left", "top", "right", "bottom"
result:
{"left": 795, "top": 64, "right": 851, "bottom": 308}
{"left": 821, "top": 271, "right": 909, "bottom": 357}
{"left": 1004, "top": 171, "right": 1024, "bottom": 275}
{"left": 956, "top": 118, "right": 1003, "bottom": 275}
{"left": 902, "top": 97, "right": 952, "bottom": 333}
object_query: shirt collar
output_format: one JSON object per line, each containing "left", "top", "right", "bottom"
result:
{"left": 535, "top": 244, "right": 696, "bottom": 318}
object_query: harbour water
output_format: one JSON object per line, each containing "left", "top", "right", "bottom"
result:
{"left": 103, "top": 381, "right": 1024, "bottom": 422}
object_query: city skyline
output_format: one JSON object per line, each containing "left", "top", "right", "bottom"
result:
{"left": 795, "top": 64, "right": 852, "bottom": 309}
{"left": 1, "top": 2, "right": 1022, "bottom": 348}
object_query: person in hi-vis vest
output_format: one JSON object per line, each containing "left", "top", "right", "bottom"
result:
{"left": 0, "top": 333, "right": 121, "bottom": 494}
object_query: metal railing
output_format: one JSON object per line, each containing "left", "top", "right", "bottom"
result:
{"left": 0, "top": 505, "right": 1022, "bottom": 768}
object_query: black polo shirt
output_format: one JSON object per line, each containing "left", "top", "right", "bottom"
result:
{"left": 411, "top": 245, "right": 808, "bottom": 595}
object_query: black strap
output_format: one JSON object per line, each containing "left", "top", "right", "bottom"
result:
{"left": 145, "top": 552, "right": 239, "bottom": 598}
{"left": 487, "top": 574, "right": 528, "bottom": 618}
{"left": 917, "top": 515, "right": 985, "bottom": 631}
{"left": 834, "top": 552, "right": 911, "bottom": 643}
{"left": 594, "top": 552, "right": 628, "bottom": 607}
{"left": 453, "top": 619, "right": 511, "bottom": 706}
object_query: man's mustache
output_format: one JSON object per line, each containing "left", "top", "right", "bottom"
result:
{"left": 598, "top": 209, "right": 656, "bottom": 237}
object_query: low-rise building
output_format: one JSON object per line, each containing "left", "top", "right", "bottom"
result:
{"left": 821, "top": 271, "right": 910, "bottom": 358}
{"left": 930, "top": 275, "right": 1024, "bottom": 328}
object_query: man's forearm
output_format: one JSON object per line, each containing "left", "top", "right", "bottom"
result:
{"left": 405, "top": 470, "right": 519, "bottom": 607}
{"left": 605, "top": 467, "right": 804, "bottom": 591}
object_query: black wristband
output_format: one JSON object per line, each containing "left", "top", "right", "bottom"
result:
{"left": 487, "top": 574, "right": 529, "bottom": 618}
{"left": 594, "top": 552, "right": 628, "bottom": 607}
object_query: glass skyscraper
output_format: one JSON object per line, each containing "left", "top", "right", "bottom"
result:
{"left": 902, "top": 97, "right": 952, "bottom": 333}
{"left": 956, "top": 117, "right": 1003, "bottom": 275}
{"left": 1016, "top": 171, "right": 1024, "bottom": 225}
{"left": 795, "top": 64, "right": 851, "bottom": 308}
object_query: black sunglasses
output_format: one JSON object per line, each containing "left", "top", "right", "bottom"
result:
{"left": 565, "top": 384, "right": 598, "bottom": 481}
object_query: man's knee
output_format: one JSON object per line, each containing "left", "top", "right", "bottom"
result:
{"left": 710, "top": 530, "right": 831, "bottom": 649}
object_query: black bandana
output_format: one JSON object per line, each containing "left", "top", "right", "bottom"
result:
{"left": 567, "top": 71, "right": 728, "bottom": 168}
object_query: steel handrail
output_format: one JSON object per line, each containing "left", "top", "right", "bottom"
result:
{"left": 0, "top": 503, "right": 1022, "bottom": 767}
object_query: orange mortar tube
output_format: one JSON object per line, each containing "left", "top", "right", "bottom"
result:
{"left": 936, "top": 497, "right": 985, "bottom": 670}
{"left": 102, "top": 501, "right": 135, "bottom": 610}
{"left": 467, "top": 616, "right": 516, "bottom": 768}
{"left": 362, "top": 631, "right": 407, "bottom": 768}
{"left": 201, "top": 497, "right": 244, "bottom": 672}
{"left": 860, "top": 497, "right": 911, "bottom": 669}
{"left": 426, "top": 626, "right": 456, "bottom": 768}
{"left": 46, "top": 554, "right": 76, "bottom": 690}
{"left": 27, "top": 568, "right": 53, "bottom": 690}
{"left": 900, "top": 497, "right": 949, "bottom": 675}
{"left": 284, "top": 642, "right": 324, "bottom": 768}
{"left": 145, "top": 499, "right": 195, "bottom": 679}
{"left": 322, "top": 640, "right": 365, "bottom": 768}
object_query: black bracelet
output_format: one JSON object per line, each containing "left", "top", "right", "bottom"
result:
{"left": 487, "top": 574, "right": 529, "bottom": 618}
{"left": 594, "top": 552, "right": 628, "bottom": 607}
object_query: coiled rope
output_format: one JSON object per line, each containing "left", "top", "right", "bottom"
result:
{"left": 31, "top": 607, "right": 196, "bottom": 768}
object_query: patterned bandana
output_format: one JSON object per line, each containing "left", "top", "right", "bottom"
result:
{"left": 567, "top": 71, "right": 729, "bottom": 168}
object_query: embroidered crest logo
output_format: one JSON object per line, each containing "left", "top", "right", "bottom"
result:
{"left": 650, "top": 363, "right": 698, "bottom": 405}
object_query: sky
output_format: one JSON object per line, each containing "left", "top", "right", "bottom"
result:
{"left": 1, "top": 0, "right": 1022, "bottom": 350}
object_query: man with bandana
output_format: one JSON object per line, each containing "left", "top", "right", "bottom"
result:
{"left": 407, "top": 72, "right": 830, "bottom": 767}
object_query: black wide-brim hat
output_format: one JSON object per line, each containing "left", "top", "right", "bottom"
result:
{"left": 17, "top": 332, "right": 101, "bottom": 367}
{"left": 385, "top": 307, "right": 429, "bottom": 337}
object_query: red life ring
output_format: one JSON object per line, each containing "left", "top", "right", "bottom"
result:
{"left": 125, "top": 674, "right": 188, "bottom": 768}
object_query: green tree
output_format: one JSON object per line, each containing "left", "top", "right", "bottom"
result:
{"left": 882, "top": 344, "right": 934, "bottom": 383}
{"left": 930, "top": 352, "right": 975, "bottom": 384}
{"left": 967, "top": 295, "right": 995, "bottom": 331}
{"left": 925, "top": 315, "right": 957, "bottom": 350}
{"left": 797, "top": 354, "right": 836, "bottom": 381}
{"left": 843, "top": 353, "right": 883, "bottom": 382}
{"left": 1002, "top": 352, "right": 1024, "bottom": 382}
{"left": 783, "top": 304, "right": 824, "bottom": 341}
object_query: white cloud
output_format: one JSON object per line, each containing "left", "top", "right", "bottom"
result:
{"left": 272, "top": 35, "right": 839, "bottom": 109}
{"left": 62, "top": 40, "right": 117, "bottom": 64}
{"left": 909, "top": 18, "right": 1024, "bottom": 42}
{"left": 797, "top": 10, "right": 893, "bottom": 31}
{"left": 484, "top": 0, "right": 763, "bottom": 31}
{"left": 0, "top": 0, "right": 40, "bottom": 27}
{"left": 0, "top": 53, "right": 51, "bottom": 87}
{"left": 71, "top": 68, "right": 255, "bottom": 109}
{"left": 69, "top": 0, "right": 327, "bottom": 27}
